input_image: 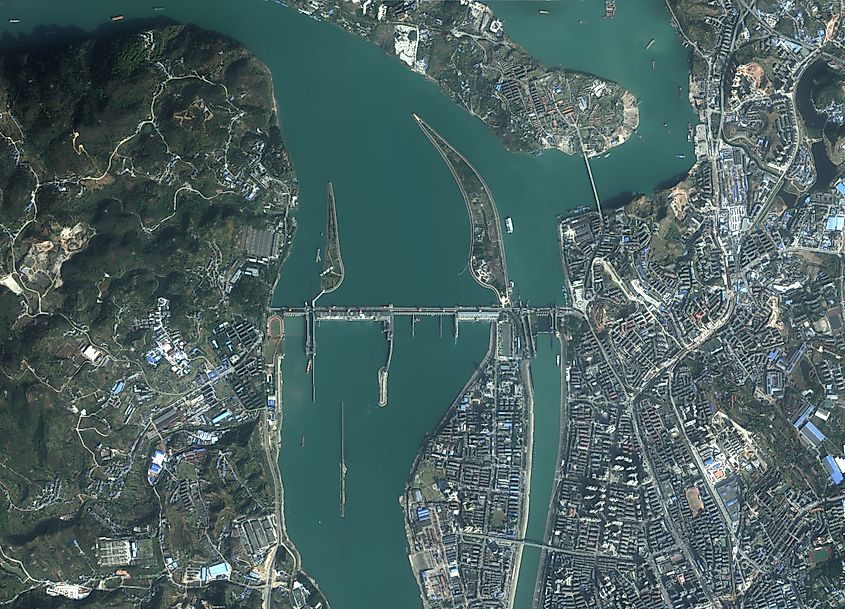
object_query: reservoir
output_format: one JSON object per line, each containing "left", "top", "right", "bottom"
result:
{"left": 6, "top": 1, "right": 695, "bottom": 608}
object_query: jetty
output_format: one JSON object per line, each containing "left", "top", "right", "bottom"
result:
{"left": 378, "top": 315, "right": 394, "bottom": 407}
{"left": 304, "top": 302, "right": 317, "bottom": 401}
{"left": 340, "top": 401, "right": 346, "bottom": 517}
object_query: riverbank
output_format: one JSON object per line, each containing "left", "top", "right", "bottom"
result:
{"left": 531, "top": 331, "right": 569, "bottom": 608}
{"left": 511, "top": 356, "right": 535, "bottom": 609}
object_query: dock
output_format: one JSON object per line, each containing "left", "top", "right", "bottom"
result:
{"left": 378, "top": 316, "right": 393, "bottom": 407}
{"left": 339, "top": 403, "right": 346, "bottom": 517}
{"left": 304, "top": 303, "right": 317, "bottom": 401}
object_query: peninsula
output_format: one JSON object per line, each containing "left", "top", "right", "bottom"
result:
{"left": 285, "top": 0, "right": 639, "bottom": 156}
{"left": 401, "top": 318, "right": 531, "bottom": 609}
{"left": 0, "top": 25, "right": 324, "bottom": 609}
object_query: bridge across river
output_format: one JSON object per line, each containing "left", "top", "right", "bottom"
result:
{"left": 277, "top": 304, "right": 569, "bottom": 402}
{"left": 270, "top": 305, "right": 557, "bottom": 318}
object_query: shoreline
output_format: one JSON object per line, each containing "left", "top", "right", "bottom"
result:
{"left": 510, "top": 356, "right": 535, "bottom": 609}
{"left": 531, "top": 331, "right": 569, "bottom": 609}
{"left": 399, "top": 322, "right": 498, "bottom": 608}
{"left": 261, "top": 71, "right": 327, "bottom": 608}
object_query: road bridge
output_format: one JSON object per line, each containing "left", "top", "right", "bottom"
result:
{"left": 270, "top": 305, "right": 557, "bottom": 318}
{"left": 459, "top": 532, "right": 635, "bottom": 563}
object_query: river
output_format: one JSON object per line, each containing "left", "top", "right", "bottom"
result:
{"left": 5, "top": 1, "right": 694, "bottom": 608}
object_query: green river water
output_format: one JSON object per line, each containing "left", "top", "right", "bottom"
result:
{"left": 6, "top": 1, "right": 695, "bottom": 608}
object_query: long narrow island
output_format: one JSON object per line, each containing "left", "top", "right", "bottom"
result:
{"left": 319, "top": 181, "right": 345, "bottom": 295}
{"left": 414, "top": 114, "right": 511, "bottom": 306}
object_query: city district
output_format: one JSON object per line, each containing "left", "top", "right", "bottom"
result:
{"left": 3, "top": 1, "right": 845, "bottom": 609}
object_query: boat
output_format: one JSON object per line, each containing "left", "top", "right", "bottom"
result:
{"left": 505, "top": 217, "right": 514, "bottom": 234}
{"left": 652, "top": 60, "right": 656, "bottom": 70}
{"left": 538, "top": 9, "right": 549, "bottom": 14}
{"left": 315, "top": 248, "right": 321, "bottom": 262}
{"left": 111, "top": 15, "right": 125, "bottom": 21}
{"left": 8, "top": 18, "right": 19, "bottom": 24}
{"left": 676, "top": 154, "right": 686, "bottom": 159}
{"left": 556, "top": 354, "right": 561, "bottom": 366}
{"left": 300, "top": 435, "right": 305, "bottom": 448}
{"left": 602, "top": 152, "right": 611, "bottom": 159}
{"left": 604, "top": 0, "right": 616, "bottom": 18}
{"left": 154, "top": 6, "right": 165, "bottom": 11}
{"left": 645, "top": 38, "right": 655, "bottom": 50}
{"left": 306, "top": 358, "right": 313, "bottom": 373}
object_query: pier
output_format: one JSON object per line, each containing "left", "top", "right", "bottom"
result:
{"left": 340, "top": 400, "right": 346, "bottom": 518}
{"left": 378, "top": 315, "right": 393, "bottom": 407}
{"left": 304, "top": 303, "right": 317, "bottom": 401}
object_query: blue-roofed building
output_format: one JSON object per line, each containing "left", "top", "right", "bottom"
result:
{"left": 210, "top": 410, "right": 233, "bottom": 425}
{"left": 836, "top": 180, "right": 845, "bottom": 196}
{"left": 416, "top": 507, "right": 431, "bottom": 523}
{"left": 823, "top": 455, "right": 843, "bottom": 485}
{"left": 207, "top": 562, "right": 231, "bottom": 580}
{"left": 794, "top": 404, "right": 814, "bottom": 429}
{"left": 799, "top": 421, "right": 826, "bottom": 448}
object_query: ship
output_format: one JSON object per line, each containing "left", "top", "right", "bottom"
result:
{"left": 154, "top": 6, "right": 166, "bottom": 10}
{"left": 8, "top": 18, "right": 19, "bottom": 24}
{"left": 604, "top": 0, "right": 616, "bottom": 18}
{"left": 652, "top": 60, "right": 656, "bottom": 70}
{"left": 111, "top": 15, "right": 125, "bottom": 21}
{"left": 306, "top": 358, "right": 313, "bottom": 373}
{"left": 301, "top": 435, "right": 305, "bottom": 448}
{"left": 676, "top": 154, "right": 686, "bottom": 159}
{"left": 645, "top": 38, "right": 656, "bottom": 50}
{"left": 556, "top": 354, "right": 561, "bottom": 366}
{"left": 505, "top": 217, "right": 514, "bottom": 234}
{"left": 315, "top": 248, "right": 321, "bottom": 262}
{"left": 538, "top": 9, "right": 549, "bottom": 14}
